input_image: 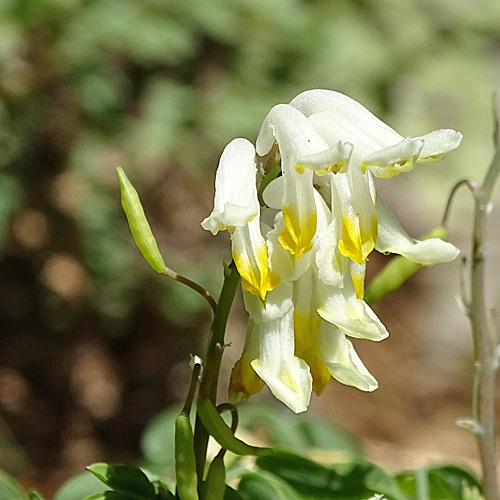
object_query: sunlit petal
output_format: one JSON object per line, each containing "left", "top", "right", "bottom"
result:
{"left": 316, "top": 322, "right": 378, "bottom": 391}
{"left": 361, "top": 137, "right": 424, "bottom": 178}
{"left": 251, "top": 307, "right": 313, "bottom": 413}
{"left": 296, "top": 141, "right": 353, "bottom": 175}
{"left": 292, "top": 90, "right": 402, "bottom": 151}
{"left": 376, "top": 195, "right": 460, "bottom": 264}
{"left": 267, "top": 212, "right": 313, "bottom": 282}
{"left": 317, "top": 272, "right": 388, "bottom": 341}
{"left": 415, "top": 129, "right": 463, "bottom": 163}
{"left": 243, "top": 279, "right": 293, "bottom": 323}
{"left": 201, "top": 138, "right": 259, "bottom": 234}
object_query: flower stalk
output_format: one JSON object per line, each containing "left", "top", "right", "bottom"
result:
{"left": 193, "top": 262, "right": 240, "bottom": 485}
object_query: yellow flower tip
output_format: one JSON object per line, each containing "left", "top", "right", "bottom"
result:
{"left": 228, "top": 358, "right": 265, "bottom": 402}
{"left": 295, "top": 164, "right": 306, "bottom": 174}
{"left": 312, "top": 365, "right": 330, "bottom": 396}
{"left": 294, "top": 311, "right": 322, "bottom": 355}
{"left": 279, "top": 206, "right": 317, "bottom": 259}
{"left": 233, "top": 241, "right": 280, "bottom": 300}
{"left": 351, "top": 273, "right": 365, "bottom": 300}
{"left": 301, "top": 351, "right": 330, "bottom": 396}
{"left": 338, "top": 215, "right": 378, "bottom": 265}
{"left": 294, "top": 159, "right": 347, "bottom": 177}
{"left": 316, "top": 159, "right": 348, "bottom": 177}
{"left": 241, "top": 269, "right": 281, "bottom": 300}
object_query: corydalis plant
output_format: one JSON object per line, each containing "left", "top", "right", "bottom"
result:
{"left": 202, "top": 89, "right": 462, "bottom": 413}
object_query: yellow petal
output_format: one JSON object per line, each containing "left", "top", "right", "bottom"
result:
{"left": 279, "top": 205, "right": 317, "bottom": 259}
{"left": 338, "top": 213, "right": 378, "bottom": 265}
{"left": 228, "top": 357, "right": 265, "bottom": 402}
{"left": 294, "top": 310, "right": 322, "bottom": 355}
{"left": 231, "top": 220, "right": 281, "bottom": 300}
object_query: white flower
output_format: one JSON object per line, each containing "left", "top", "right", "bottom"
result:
{"left": 202, "top": 89, "right": 462, "bottom": 413}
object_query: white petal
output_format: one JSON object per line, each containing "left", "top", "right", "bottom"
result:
{"left": 279, "top": 166, "right": 317, "bottom": 258}
{"left": 296, "top": 91, "right": 462, "bottom": 173}
{"left": 361, "top": 137, "right": 424, "bottom": 178}
{"left": 256, "top": 103, "right": 330, "bottom": 158}
{"left": 251, "top": 307, "right": 312, "bottom": 413}
{"left": 262, "top": 176, "right": 284, "bottom": 210}
{"left": 375, "top": 195, "right": 460, "bottom": 264}
{"left": 316, "top": 322, "right": 378, "bottom": 392}
{"left": 317, "top": 273, "right": 388, "bottom": 341}
{"left": 415, "top": 129, "right": 463, "bottom": 163}
{"left": 293, "top": 91, "right": 403, "bottom": 150}
{"left": 315, "top": 220, "right": 346, "bottom": 288}
{"left": 310, "top": 186, "right": 338, "bottom": 284}
{"left": 243, "top": 279, "right": 293, "bottom": 323}
{"left": 296, "top": 141, "right": 353, "bottom": 175}
{"left": 201, "top": 138, "right": 259, "bottom": 234}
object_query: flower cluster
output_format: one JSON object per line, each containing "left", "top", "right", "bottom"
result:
{"left": 202, "top": 90, "right": 461, "bottom": 413}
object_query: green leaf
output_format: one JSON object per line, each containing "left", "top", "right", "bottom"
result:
{"left": 197, "top": 399, "right": 272, "bottom": 456}
{"left": 84, "top": 483, "right": 176, "bottom": 500}
{"left": 256, "top": 451, "right": 354, "bottom": 499}
{"left": 0, "top": 469, "right": 25, "bottom": 500}
{"left": 395, "top": 464, "right": 481, "bottom": 500}
{"left": 237, "top": 472, "right": 303, "bottom": 500}
{"left": 87, "top": 463, "right": 156, "bottom": 500}
{"left": 364, "top": 464, "right": 408, "bottom": 500}
{"left": 54, "top": 471, "right": 109, "bottom": 500}
{"left": 151, "top": 480, "right": 176, "bottom": 500}
{"left": 224, "top": 485, "right": 245, "bottom": 500}
{"left": 430, "top": 465, "right": 481, "bottom": 496}
{"left": 28, "top": 491, "right": 45, "bottom": 500}
{"left": 256, "top": 452, "right": 405, "bottom": 500}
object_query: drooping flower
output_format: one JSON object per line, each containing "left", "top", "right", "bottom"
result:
{"left": 201, "top": 138, "right": 280, "bottom": 300}
{"left": 202, "top": 90, "right": 461, "bottom": 413}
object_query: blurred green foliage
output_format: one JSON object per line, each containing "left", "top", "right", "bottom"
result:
{"left": 1, "top": 0, "right": 500, "bottom": 480}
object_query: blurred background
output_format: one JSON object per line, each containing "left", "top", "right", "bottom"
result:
{"left": 1, "top": 0, "right": 500, "bottom": 495}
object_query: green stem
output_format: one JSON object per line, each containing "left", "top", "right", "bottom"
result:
{"left": 415, "top": 467, "right": 429, "bottom": 500}
{"left": 193, "top": 261, "right": 240, "bottom": 486}
{"left": 162, "top": 267, "right": 217, "bottom": 313}
{"left": 469, "top": 145, "right": 500, "bottom": 500}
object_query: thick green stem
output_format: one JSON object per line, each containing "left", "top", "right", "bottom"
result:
{"left": 193, "top": 262, "right": 240, "bottom": 486}
{"left": 469, "top": 145, "right": 500, "bottom": 500}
